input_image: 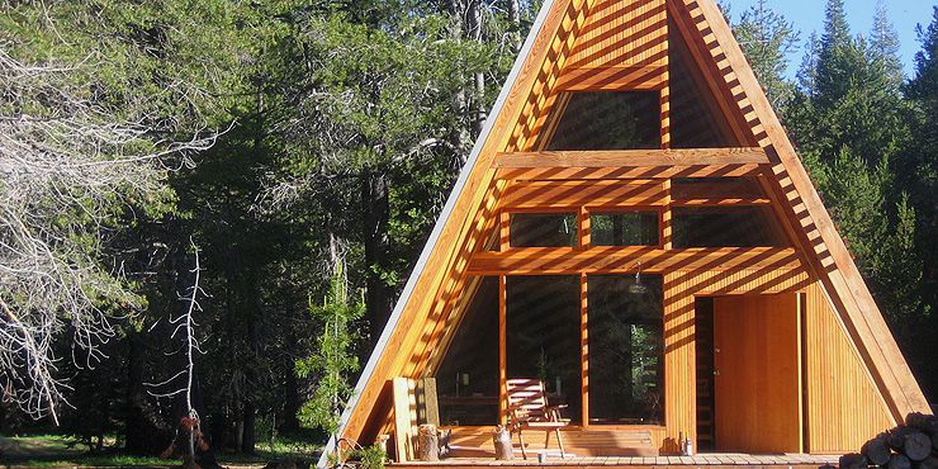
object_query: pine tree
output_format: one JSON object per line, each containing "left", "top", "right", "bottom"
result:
{"left": 732, "top": 0, "right": 800, "bottom": 110}
{"left": 870, "top": 0, "right": 904, "bottom": 90}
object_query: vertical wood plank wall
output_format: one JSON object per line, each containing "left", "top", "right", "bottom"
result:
{"left": 660, "top": 267, "right": 812, "bottom": 452}
{"left": 803, "top": 282, "right": 895, "bottom": 453}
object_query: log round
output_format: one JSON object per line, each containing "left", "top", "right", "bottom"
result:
{"left": 887, "top": 454, "right": 911, "bottom": 469}
{"left": 904, "top": 431, "right": 932, "bottom": 462}
{"left": 919, "top": 457, "right": 938, "bottom": 469}
{"left": 862, "top": 437, "right": 892, "bottom": 466}
{"left": 493, "top": 426, "right": 514, "bottom": 461}
{"left": 890, "top": 426, "right": 912, "bottom": 452}
{"left": 906, "top": 413, "right": 938, "bottom": 435}
{"left": 932, "top": 431, "right": 938, "bottom": 452}
{"left": 417, "top": 424, "right": 440, "bottom": 461}
{"left": 840, "top": 453, "right": 868, "bottom": 469}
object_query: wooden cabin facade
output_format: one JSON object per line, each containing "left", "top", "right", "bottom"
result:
{"left": 325, "top": 0, "right": 930, "bottom": 463}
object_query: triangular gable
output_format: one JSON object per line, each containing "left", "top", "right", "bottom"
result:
{"left": 322, "top": 0, "right": 928, "bottom": 463}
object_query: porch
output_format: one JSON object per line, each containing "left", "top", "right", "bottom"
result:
{"left": 392, "top": 453, "right": 839, "bottom": 468}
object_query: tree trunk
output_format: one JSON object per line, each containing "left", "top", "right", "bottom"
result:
{"left": 124, "top": 333, "right": 159, "bottom": 453}
{"left": 281, "top": 320, "right": 301, "bottom": 433}
{"left": 467, "top": 0, "right": 486, "bottom": 136}
{"left": 363, "top": 171, "right": 392, "bottom": 351}
{"left": 241, "top": 400, "right": 256, "bottom": 454}
{"left": 507, "top": 0, "right": 522, "bottom": 52}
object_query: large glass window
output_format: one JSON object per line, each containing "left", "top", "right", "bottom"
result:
{"left": 587, "top": 274, "right": 664, "bottom": 425}
{"left": 545, "top": 92, "right": 661, "bottom": 150}
{"left": 506, "top": 276, "right": 582, "bottom": 423}
{"left": 435, "top": 277, "right": 499, "bottom": 426}
{"left": 510, "top": 213, "right": 578, "bottom": 248}
{"left": 673, "top": 207, "right": 788, "bottom": 248}
{"left": 591, "top": 212, "right": 660, "bottom": 246}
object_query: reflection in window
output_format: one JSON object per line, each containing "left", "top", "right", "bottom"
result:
{"left": 510, "top": 213, "right": 578, "bottom": 248}
{"left": 587, "top": 274, "right": 664, "bottom": 425}
{"left": 673, "top": 207, "right": 788, "bottom": 248}
{"left": 435, "top": 277, "right": 499, "bottom": 426}
{"left": 591, "top": 212, "right": 659, "bottom": 246}
{"left": 507, "top": 276, "right": 581, "bottom": 424}
{"left": 545, "top": 92, "right": 661, "bottom": 150}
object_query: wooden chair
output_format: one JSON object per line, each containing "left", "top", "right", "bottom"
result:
{"left": 505, "top": 378, "right": 570, "bottom": 459}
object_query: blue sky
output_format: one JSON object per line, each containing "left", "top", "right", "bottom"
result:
{"left": 725, "top": 0, "right": 937, "bottom": 79}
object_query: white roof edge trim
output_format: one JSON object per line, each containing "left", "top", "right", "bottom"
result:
{"left": 317, "top": 1, "right": 559, "bottom": 466}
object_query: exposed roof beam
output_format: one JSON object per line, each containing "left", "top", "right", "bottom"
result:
{"left": 467, "top": 246, "right": 801, "bottom": 275}
{"left": 493, "top": 148, "right": 770, "bottom": 180}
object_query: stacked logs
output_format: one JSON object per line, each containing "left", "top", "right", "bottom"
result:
{"left": 840, "top": 413, "right": 938, "bottom": 469}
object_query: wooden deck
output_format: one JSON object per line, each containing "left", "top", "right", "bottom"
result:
{"left": 392, "top": 453, "right": 839, "bottom": 468}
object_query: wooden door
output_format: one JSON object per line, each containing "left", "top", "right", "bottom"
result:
{"left": 713, "top": 294, "right": 802, "bottom": 453}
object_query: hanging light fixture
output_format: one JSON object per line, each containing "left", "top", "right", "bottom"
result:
{"left": 629, "top": 260, "right": 648, "bottom": 295}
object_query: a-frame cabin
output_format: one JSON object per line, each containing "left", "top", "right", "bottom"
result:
{"left": 326, "top": 0, "right": 930, "bottom": 463}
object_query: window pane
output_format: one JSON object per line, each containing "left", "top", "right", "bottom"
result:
{"left": 435, "top": 277, "right": 499, "bottom": 426}
{"left": 545, "top": 92, "right": 661, "bottom": 150}
{"left": 510, "top": 213, "right": 578, "bottom": 248}
{"left": 592, "top": 212, "right": 659, "bottom": 246}
{"left": 507, "top": 276, "right": 581, "bottom": 424}
{"left": 587, "top": 274, "right": 664, "bottom": 425}
{"left": 673, "top": 207, "right": 788, "bottom": 248}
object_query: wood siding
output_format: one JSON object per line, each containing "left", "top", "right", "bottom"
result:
{"left": 803, "top": 283, "right": 894, "bottom": 453}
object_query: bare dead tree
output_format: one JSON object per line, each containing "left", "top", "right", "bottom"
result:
{"left": 146, "top": 239, "right": 205, "bottom": 462}
{"left": 0, "top": 46, "right": 219, "bottom": 423}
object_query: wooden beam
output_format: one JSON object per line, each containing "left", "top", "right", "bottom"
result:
{"left": 555, "top": 66, "right": 668, "bottom": 91}
{"left": 501, "top": 180, "right": 668, "bottom": 209}
{"left": 493, "top": 148, "right": 770, "bottom": 180}
{"left": 497, "top": 163, "right": 767, "bottom": 180}
{"left": 494, "top": 147, "right": 768, "bottom": 168}
{"left": 467, "top": 247, "right": 801, "bottom": 275}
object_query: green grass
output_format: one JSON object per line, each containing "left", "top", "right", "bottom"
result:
{"left": 0, "top": 433, "right": 321, "bottom": 467}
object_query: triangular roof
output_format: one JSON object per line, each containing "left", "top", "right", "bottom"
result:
{"left": 320, "top": 0, "right": 928, "bottom": 462}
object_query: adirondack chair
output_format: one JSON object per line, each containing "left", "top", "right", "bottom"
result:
{"left": 505, "top": 378, "right": 570, "bottom": 459}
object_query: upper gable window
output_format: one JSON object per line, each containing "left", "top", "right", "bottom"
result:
{"left": 544, "top": 92, "right": 661, "bottom": 151}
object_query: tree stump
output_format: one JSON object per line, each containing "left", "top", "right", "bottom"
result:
{"left": 862, "top": 436, "right": 892, "bottom": 466}
{"left": 904, "top": 431, "right": 932, "bottom": 462}
{"left": 417, "top": 424, "right": 440, "bottom": 461}
{"left": 840, "top": 453, "right": 868, "bottom": 469}
{"left": 888, "top": 454, "right": 911, "bottom": 469}
{"left": 493, "top": 425, "right": 514, "bottom": 461}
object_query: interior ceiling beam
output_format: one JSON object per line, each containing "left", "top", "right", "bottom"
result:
{"left": 467, "top": 246, "right": 801, "bottom": 275}
{"left": 493, "top": 147, "right": 769, "bottom": 180}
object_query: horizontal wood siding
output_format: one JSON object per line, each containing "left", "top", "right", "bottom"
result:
{"left": 804, "top": 282, "right": 894, "bottom": 453}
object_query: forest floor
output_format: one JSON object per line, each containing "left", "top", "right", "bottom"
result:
{"left": 0, "top": 434, "right": 320, "bottom": 468}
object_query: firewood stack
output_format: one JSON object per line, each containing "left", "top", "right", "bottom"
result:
{"left": 840, "top": 413, "right": 938, "bottom": 469}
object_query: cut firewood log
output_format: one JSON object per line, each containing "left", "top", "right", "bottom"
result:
{"left": 890, "top": 426, "right": 912, "bottom": 452}
{"left": 863, "top": 436, "right": 892, "bottom": 466}
{"left": 904, "top": 431, "right": 932, "bottom": 462}
{"left": 840, "top": 453, "right": 868, "bottom": 469}
{"left": 417, "top": 424, "right": 440, "bottom": 461}
{"left": 932, "top": 431, "right": 938, "bottom": 452}
{"left": 907, "top": 413, "right": 938, "bottom": 435}
{"left": 889, "top": 454, "right": 912, "bottom": 469}
{"left": 917, "top": 457, "right": 938, "bottom": 469}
